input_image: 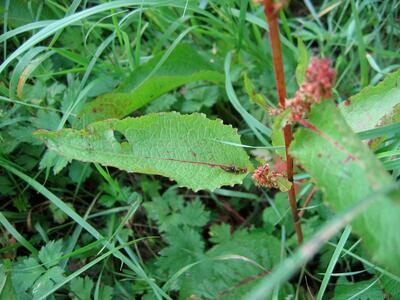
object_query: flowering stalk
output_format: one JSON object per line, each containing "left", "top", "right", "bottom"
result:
{"left": 287, "top": 58, "right": 336, "bottom": 122}
{"left": 263, "top": 0, "right": 303, "bottom": 244}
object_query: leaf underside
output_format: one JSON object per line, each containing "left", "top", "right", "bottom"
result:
{"left": 290, "top": 101, "right": 400, "bottom": 274}
{"left": 35, "top": 113, "right": 251, "bottom": 191}
{"left": 78, "top": 44, "right": 224, "bottom": 125}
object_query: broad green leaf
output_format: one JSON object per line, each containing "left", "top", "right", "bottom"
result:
{"left": 339, "top": 69, "right": 400, "bottom": 132}
{"left": 79, "top": 44, "right": 224, "bottom": 124}
{"left": 290, "top": 101, "right": 400, "bottom": 274}
{"left": 35, "top": 113, "right": 251, "bottom": 191}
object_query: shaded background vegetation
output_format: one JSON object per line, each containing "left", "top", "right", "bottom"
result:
{"left": 1, "top": 0, "right": 400, "bottom": 299}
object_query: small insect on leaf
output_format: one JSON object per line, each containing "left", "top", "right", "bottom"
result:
{"left": 220, "top": 166, "right": 248, "bottom": 174}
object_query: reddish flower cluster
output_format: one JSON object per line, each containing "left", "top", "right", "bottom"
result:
{"left": 252, "top": 164, "right": 284, "bottom": 189}
{"left": 287, "top": 57, "right": 336, "bottom": 122}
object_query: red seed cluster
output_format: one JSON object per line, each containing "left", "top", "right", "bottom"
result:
{"left": 305, "top": 57, "right": 336, "bottom": 99}
{"left": 252, "top": 164, "right": 284, "bottom": 189}
{"left": 287, "top": 57, "right": 336, "bottom": 122}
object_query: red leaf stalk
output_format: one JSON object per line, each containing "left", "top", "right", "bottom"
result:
{"left": 263, "top": 0, "right": 303, "bottom": 244}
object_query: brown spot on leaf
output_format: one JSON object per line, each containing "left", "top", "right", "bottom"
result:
{"left": 343, "top": 99, "right": 351, "bottom": 106}
{"left": 344, "top": 155, "right": 356, "bottom": 163}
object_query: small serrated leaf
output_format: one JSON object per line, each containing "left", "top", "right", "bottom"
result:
{"left": 12, "top": 258, "right": 44, "bottom": 293}
{"left": 209, "top": 223, "right": 231, "bottom": 244}
{"left": 144, "top": 190, "right": 209, "bottom": 232}
{"left": 38, "top": 240, "right": 64, "bottom": 268}
{"left": 70, "top": 276, "right": 94, "bottom": 300}
{"left": 31, "top": 266, "right": 64, "bottom": 299}
{"left": 39, "top": 150, "right": 69, "bottom": 175}
{"left": 179, "top": 229, "right": 282, "bottom": 299}
{"left": 12, "top": 240, "right": 65, "bottom": 299}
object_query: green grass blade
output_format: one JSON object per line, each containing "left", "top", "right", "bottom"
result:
{"left": 351, "top": 0, "right": 369, "bottom": 87}
{"left": 348, "top": 276, "right": 382, "bottom": 300}
{"left": 60, "top": 194, "right": 99, "bottom": 269}
{"left": 225, "top": 51, "right": 271, "bottom": 144}
{"left": 229, "top": 8, "right": 297, "bottom": 55}
{"left": 37, "top": 238, "right": 150, "bottom": 300}
{"left": 244, "top": 185, "right": 397, "bottom": 300}
{"left": 237, "top": 0, "right": 248, "bottom": 51}
{"left": 0, "top": 212, "right": 38, "bottom": 255}
{"left": 0, "top": 158, "right": 169, "bottom": 300}
{"left": 316, "top": 225, "right": 352, "bottom": 300}
{"left": 304, "top": 0, "right": 323, "bottom": 27}
{"left": 98, "top": 200, "right": 141, "bottom": 255}
{"left": 2, "top": 0, "right": 10, "bottom": 61}
{"left": 0, "top": 20, "right": 53, "bottom": 44}
{"left": 0, "top": 0, "right": 179, "bottom": 74}
{"left": 329, "top": 242, "right": 400, "bottom": 282}
{"left": 0, "top": 96, "right": 65, "bottom": 113}
{"left": 357, "top": 122, "right": 400, "bottom": 140}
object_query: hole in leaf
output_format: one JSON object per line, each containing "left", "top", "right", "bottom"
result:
{"left": 113, "top": 130, "right": 128, "bottom": 144}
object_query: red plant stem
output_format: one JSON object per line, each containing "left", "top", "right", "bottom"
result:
{"left": 219, "top": 270, "right": 271, "bottom": 297}
{"left": 219, "top": 198, "right": 246, "bottom": 224}
{"left": 263, "top": 0, "right": 303, "bottom": 244}
{"left": 298, "top": 186, "right": 317, "bottom": 218}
